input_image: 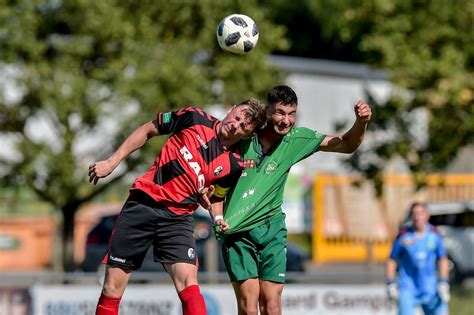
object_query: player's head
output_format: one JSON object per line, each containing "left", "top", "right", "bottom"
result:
{"left": 266, "top": 85, "right": 298, "bottom": 136}
{"left": 409, "top": 202, "right": 430, "bottom": 231}
{"left": 218, "top": 98, "right": 266, "bottom": 143}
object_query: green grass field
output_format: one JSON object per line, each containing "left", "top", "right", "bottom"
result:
{"left": 450, "top": 285, "right": 474, "bottom": 315}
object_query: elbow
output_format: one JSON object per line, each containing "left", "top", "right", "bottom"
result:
{"left": 346, "top": 147, "right": 357, "bottom": 154}
{"left": 345, "top": 140, "right": 363, "bottom": 154}
{"left": 341, "top": 145, "right": 358, "bottom": 154}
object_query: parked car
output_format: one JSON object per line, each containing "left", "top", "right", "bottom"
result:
{"left": 81, "top": 208, "right": 308, "bottom": 273}
{"left": 401, "top": 200, "right": 474, "bottom": 283}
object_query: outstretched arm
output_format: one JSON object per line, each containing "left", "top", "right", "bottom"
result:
{"left": 318, "top": 100, "right": 372, "bottom": 153}
{"left": 88, "top": 120, "right": 160, "bottom": 184}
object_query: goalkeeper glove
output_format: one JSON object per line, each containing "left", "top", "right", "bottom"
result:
{"left": 386, "top": 280, "right": 399, "bottom": 301}
{"left": 437, "top": 279, "right": 450, "bottom": 303}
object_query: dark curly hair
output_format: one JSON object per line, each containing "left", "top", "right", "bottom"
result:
{"left": 267, "top": 85, "right": 298, "bottom": 107}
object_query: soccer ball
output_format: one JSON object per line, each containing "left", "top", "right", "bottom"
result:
{"left": 216, "top": 14, "right": 259, "bottom": 54}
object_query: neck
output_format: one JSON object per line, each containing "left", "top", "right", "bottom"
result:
{"left": 414, "top": 224, "right": 426, "bottom": 234}
{"left": 258, "top": 124, "right": 284, "bottom": 152}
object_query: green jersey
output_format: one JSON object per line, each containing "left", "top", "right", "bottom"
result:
{"left": 223, "top": 127, "right": 325, "bottom": 234}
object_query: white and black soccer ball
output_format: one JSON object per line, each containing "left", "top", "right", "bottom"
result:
{"left": 216, "top": 14, "right": 259, "bottom": 54}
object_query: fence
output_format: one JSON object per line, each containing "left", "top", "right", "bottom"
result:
{"left": 312, "top": 173, "right": 474, "bottom": 264}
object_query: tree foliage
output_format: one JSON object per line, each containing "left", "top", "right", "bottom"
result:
{"left": 0, "top": 0, "right": 287, "bottom": 270}
{"left": 266, "top": 0, "right": 473, "bottom": 189}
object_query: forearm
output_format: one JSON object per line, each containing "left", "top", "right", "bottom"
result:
{"left": 209, "top": 200, "right": 224, "bottom": 221}
{"left": 319, "top": 119, "right": 369, "bottom": 153}
{"left": 340, "top": 119, "right": 368, "bottom": 153}
{"left": 108, "top": 121, "right": 157, "bottom": 167}
{"left": 386, "top": 259, "right": 398, "bottom": 280}
{"left": 438, "top": 256, "right": 449, "bottom": 280}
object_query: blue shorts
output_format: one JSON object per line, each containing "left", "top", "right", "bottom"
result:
{"left": 399, "top": 290, "right": 448, "bottom": 315}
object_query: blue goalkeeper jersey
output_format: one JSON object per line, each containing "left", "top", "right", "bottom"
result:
{"left": 389, "top": 224, "right": 446, "bottom": 298}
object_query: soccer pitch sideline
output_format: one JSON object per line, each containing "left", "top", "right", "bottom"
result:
{"left": 1, "top": 283, "right": 472, "bottom": 315}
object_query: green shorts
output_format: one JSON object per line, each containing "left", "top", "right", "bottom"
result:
{"left": 222, "top": 214, "right": 287, "bottom": 283}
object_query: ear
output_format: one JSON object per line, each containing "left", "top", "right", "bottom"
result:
{"left": 266, "top": 106, "right": 272, "bottom": 118}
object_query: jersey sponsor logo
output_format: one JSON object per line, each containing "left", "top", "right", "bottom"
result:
{"left": 188, "top": 248, "right": 195, "bottom": 259}
{"left": 265, "top": 160, "right": 278, "bottom": 174}
{"left": 162, "top": 112, "right": 171, "bottom": 123}
{"left": 179, "top": 145, "right": 205, "bottom": 190}
{"left": 110, "top": 255, "right": 126, "bottom": 263}
{"left": 244, "top": 158, "right": 255, "bottom": 169}
{"left": 214, "top": 165, "right": 223, "bottom": 176}
{"left": 403, "top": 237, "right": 415, "bottom": 246}
{"left": 427, "top": 239, "right": 436, "bottom": 250}
{"left": 415, "top": 251, "right": 427, "bottom": 260}
{"left": 242, "top": 188, "right": 256, "bottom": 199}
{"left": 278, "top": 273, "right": 286, "bottom": 277}
{"left": 197, "top": 134, "right": 208, "bottom": 149}
{"left": 226, "top": 202, "right": 256, "bottom": 223}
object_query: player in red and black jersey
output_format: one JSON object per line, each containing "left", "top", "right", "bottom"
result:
{"left": 88, "top": 99, "right": 266, "bottom": 315}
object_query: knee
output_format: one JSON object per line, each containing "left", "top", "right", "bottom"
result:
{"left": 174, "top": 272, "right": 199, "bottom": 292}
{"left": 260, "top": 299, "right": 281, "bottom": 315}
{"left": 238, "top": 298, "right": 259, "bottom": 315}
{"left": 102, "top": 278, "right": 125, "bottom": 298}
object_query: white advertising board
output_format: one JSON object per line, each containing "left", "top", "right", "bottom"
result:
{"left": 30, "top": 284, "right": 397, "bottom": 315}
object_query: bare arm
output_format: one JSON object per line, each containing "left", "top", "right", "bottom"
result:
{"left": 438, "top": 256, "right": 449, "bottom": 280}
{"left": 437, "top": 255, "right": 451, "bottom": 302}
{"left": 88, "top": 120, "right": 159, "bottom": 184}
{"left": 208, "top": 199, "right": 229, "bottom": 232}
{"left": 318, "top": 100, "right": 372, "bottom": 153}
{"left": 199, "top": 185, "right": 229, "bottom": 232}
{"left": 386, "top": 258, "right": 398, "bottom": 281}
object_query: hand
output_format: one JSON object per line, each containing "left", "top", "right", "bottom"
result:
{"left": 214, "top": 217, "right": 230, "bottom": 233}
{"left": 354, "top": 100, "right": 372, "bottom": 123}
{"left": 199, "top": 185, "right": 215, "bottom": 210}
{"left": 88, "top": 159, "right": 116, "bottom": 185}
{"left": 386, "top": 281, "right": 399, "bottom": 301}
{"left": 437, "top": 280, "right": 450, "bottom": 303}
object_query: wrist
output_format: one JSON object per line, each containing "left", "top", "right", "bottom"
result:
{"left": 386, "top": 278, "right": 396, "bottom": 285}
{"left": 438, "top": 278, "right": 449, "bottom": 283}
{"left": 107, "top": 156, "right": 120, "bottom": 168}
{"left": 213, "top": 215, "right": 223, "bottom": 223}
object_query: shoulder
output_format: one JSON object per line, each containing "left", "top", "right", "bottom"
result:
{"left": 427, "top": 224, "right": 443, "bottom": 237}
{"left": 177, "top": 107, "right": 215, "bottom": 120}
{"left": 287, "top": 127, "right": 325, "bottom": 140}
{"left": 175, "top": 107, "right": 218, "bottom": 127}
{"left": 395, "top": 227, "right": 412, "bottom": 240}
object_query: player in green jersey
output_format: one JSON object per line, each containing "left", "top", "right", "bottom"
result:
{"left": 207, "top": 85, "right": 372, "bottom": 315}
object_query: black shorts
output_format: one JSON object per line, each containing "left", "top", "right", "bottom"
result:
{"left": 106, "top": 190, "right": 196, "bottom": 270}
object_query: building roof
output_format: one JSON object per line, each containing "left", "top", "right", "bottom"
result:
{"left": 269, "top": 55, "right": 388, "bottom": 80}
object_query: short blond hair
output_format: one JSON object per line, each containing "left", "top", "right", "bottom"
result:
{"left": 236, "top": 98, "right": 267, "bottom": 129}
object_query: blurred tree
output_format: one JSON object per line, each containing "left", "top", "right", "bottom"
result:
{"left": 264, "top": 0, "right": 473, "bottom": 191}
{"left": 0, "top": 0, "right": 288, "bottom": 271}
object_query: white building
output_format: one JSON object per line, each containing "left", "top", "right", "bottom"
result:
{"left": 269, "top": 55, "right": 393, "bottom": 174}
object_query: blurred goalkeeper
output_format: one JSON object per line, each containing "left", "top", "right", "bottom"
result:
{"left": 386, "top": 202, "right": 450, "bottom": 315}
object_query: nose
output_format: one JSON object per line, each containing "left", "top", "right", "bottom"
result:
{"left": 282, "top": 115, "right": 290, "bottom": 125}
{"left": 229, "top": 121, "right": 238, "bottom": 132}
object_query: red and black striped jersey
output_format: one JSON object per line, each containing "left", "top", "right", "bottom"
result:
{"left": 131, "top": 107, "right": 243, "bottom": 215}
